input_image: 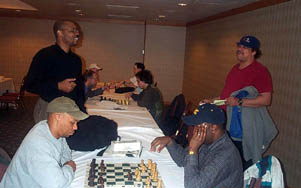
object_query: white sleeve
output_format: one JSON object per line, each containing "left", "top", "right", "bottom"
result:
{"left": 28, "top": 143, "right": 74, "bottom": 188}
{"left": 61, "top": 138, "right": 72, "bottom": 165}
{"left": 129, "top": 76, "right": 138, "bottom": 87}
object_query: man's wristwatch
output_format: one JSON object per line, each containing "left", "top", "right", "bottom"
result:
{"left": 238, "top": 98, "right": 243, "bottom": 106}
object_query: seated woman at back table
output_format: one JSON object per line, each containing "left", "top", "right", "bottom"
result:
{"left": 126, "top": 70, "right": 163, "bottom": 124}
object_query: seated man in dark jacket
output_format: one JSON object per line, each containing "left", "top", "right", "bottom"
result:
{"left": 83, "top": 70, "right": 105, "bottom": 100}
{"left": 151, "top": 103, "right": 243, "bottom": 188}
{"left": 126, "top": 70, "right": 163, "bottom": 124}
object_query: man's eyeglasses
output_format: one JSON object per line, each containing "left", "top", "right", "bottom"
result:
{"left": 61, "top": 28, "right": 79, "bottom": 33}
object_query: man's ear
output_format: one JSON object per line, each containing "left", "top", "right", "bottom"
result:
{"left": 210, "top": 124, "right": 217, "bottom": 133}
{"left": 54, "top": 113, "right": 62, "bottom": 121}
{"left": 57, "top": 30, "right": 63, "bottom": 37}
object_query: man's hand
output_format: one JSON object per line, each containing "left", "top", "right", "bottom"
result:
{"left": 125, "top": 92, "right": 133, "bottom": 99}
{"left": 225, "top": 96, "right": 239, "bottom": 106}
{"left": 150, "top": 136, "right": 173, "bottom": 153}
{"left": 58, "top": 78, "right": 76, "bottom": 93}
{"left": 199, "top": 99, "right": 211, "bottom": 105}
{"left": 199, "top": 96, "right": 220, "bottom": 105}
{"left": 189, "top": 124, "right": 207, "bottom": 153}
{"left": 64, "top": 160, "right": 76, "bottom": 172}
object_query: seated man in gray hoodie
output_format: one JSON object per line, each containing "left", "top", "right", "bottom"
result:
{"left": 151, "top": 103, "right": 243, "bottom": 188}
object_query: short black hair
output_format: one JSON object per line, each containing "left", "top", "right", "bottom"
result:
{"left": 53, "top": 19, "right": 76, "bottom": 38}
{"left": 135, "top": 70, "right": 153, "bottom": 85}
{"left": 252, "top": 48, "right": 262, "bottom": 59}
{"left": 82, "top": 70, "right": 95, "bottom": 82}
{"left": 135, "top": 62, "right": 145, "bottom": 71}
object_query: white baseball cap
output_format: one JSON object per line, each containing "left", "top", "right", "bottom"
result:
{"left": 88, "top": 64, "right": 103, "bottom": 70}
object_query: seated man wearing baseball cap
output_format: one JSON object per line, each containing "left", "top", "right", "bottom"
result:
{"left": 151, "top": 103, "right": 243, "bottom": 188}
{"left": 0, "top": 97, "right": 89, "bottom": 188}
{"left": 88, "top": 63, "right": 103, "bottom": 82}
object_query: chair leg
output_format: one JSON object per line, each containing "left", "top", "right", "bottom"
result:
{"left": 19, "top": 101, "right": 25, "bottom": 110}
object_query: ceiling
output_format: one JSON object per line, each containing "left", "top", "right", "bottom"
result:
{"left": 0, "top": 0, "right": 261, "bottom": 26}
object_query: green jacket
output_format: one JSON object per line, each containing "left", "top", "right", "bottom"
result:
{"left": 131, "top": 85, "right": 163, "bottom": 123}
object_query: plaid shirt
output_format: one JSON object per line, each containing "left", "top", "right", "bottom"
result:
{"left": 167, "top": 133, "right": 243, "bottom": 188}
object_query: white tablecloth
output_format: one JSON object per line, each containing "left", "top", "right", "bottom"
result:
{"left": 85, "top": 97, "right": 158, "bottom": 129}
{"left": 70, "top": 93, "right": 184, "bottom": 188}
{"left": 0, "top": 78, "right": 15, "bottom": 95}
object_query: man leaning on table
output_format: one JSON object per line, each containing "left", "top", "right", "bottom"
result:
{"left": 151, "top": 103, "right": 243, "bottom": 188}
{"left": 0, "top": 97, "right": 89, "bottom": 188}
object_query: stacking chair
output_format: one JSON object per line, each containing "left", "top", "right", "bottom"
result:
{"left": 173, "top": 101, "right": 193, "bottom": 147}
{"left": 159, "top": 94, "right": 186, "bottom": 136}
{"left": 243, "top": 155, "right": 284, "bottom": 188}
{"left": 0, "top": 77, "right": 26, "bottom": 110}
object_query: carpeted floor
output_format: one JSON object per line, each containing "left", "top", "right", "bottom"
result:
{"left": 0, "top": 96, "right": 38, "bottom": 158}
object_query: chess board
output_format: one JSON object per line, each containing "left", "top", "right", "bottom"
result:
{"left": 100, "top": 96, "right": 129, "bottom": 106}
{"left": 85, "top": 160, "right": 164, "bottom": 188}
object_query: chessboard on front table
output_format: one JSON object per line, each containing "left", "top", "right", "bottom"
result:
{"left": 85, "top": 159, "right": 164, "bottom": 188}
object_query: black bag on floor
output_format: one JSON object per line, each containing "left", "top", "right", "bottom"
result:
{"left": 66, "top": 115, "right": 118, "bottom": 151}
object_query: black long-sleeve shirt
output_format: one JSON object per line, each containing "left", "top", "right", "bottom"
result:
{"left": 24, "top": 44, "right": 86, "bottom": 112}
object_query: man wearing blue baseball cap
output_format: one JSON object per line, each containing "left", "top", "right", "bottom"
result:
{"left": 202, "top": 35, "right": 274, "bottom": 170}
{"left": 151, "top": 103, "right": 243, "bottom": 188}
{"left": 203, "top": 35, "right": 272, "bottom": 111}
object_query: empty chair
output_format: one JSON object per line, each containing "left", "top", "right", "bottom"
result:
{"left": 159, "top": 94, "right": 185, "bottom": 136}
{"left": 173, "top": 101, "right": 192, "bottom": 147}
{"left": 0, "top": 77, "right": 26, "bottom": 110}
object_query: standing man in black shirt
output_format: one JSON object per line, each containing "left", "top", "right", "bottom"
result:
{"left": 24, "top": 20, "right": 86, "bottom": 123}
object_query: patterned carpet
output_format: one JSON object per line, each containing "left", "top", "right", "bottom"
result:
{"left": 0, "top": 96, "right": 38, "bottom": 157}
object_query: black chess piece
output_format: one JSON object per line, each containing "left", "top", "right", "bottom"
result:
{"left": 89, "top": 167, "right": 96, "bottom": 178}
{"left": 88, "top": 177, "right": 95, "bottom": 187}
{"left": 98, "top": 176, "right": 104, "bottom": 185}
{"left": 127, "top": 171, "right": 132, "bottom": 181}
{"left": 90, "top": 159, "right": 96, "bottom": 168}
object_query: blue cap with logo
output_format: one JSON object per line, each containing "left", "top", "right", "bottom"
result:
{"left": 237, "top": 35, "right": 260, "bottom": 49}
{"left": 183, "top": 103, "right": 225, "bottom": 126}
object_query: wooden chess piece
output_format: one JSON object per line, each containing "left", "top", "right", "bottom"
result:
{"left": 136, "top": 171, "right": 141, "bottom": 182}
{"left": 147, "top": 159, "right": 152, "bottom": 170}
{"left": 157, "top": 179, "right": 162, "bottom": 188}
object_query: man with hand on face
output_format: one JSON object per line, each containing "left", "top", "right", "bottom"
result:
{"left": 0, "top": 97, "right": 89, "bottom": 188}
{"left": 24, "top": 19, "right": 85, "bottom": 123}
{"left": 150, "top": 103, "right": 243, "bottom": 188}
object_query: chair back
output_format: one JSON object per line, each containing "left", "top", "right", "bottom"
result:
{"left": 160, "top": 94, "right": 186, "bottom": 136}
{"left": 174, "top": 101, "right": 193, "bottom": 147}
{"left": 17, "top": 76, "right": 26, "bottom": 100}
{"left": 243, "top": 155, "right": 284, "bottom": 188}
{"left": 166, "top": 94, "right": 185, "bottom": 121}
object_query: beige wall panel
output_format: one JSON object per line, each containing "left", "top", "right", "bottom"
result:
{"left": 75, "top": 21, "right": 145, "bottom": 82}
{"left": 0, "top": 18, "right": 54, "bottom": 90}
{"left": 0, "top": 18, "right": 145, "bottom": 90}
{"left": 183, "top": 0, "right": 300, "bottom": 186}
{"left": 0, "top": 18, "right": 186, "bottom": 102}
{"left": 145, "top": 25, "right": 186, "bottom": 102}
